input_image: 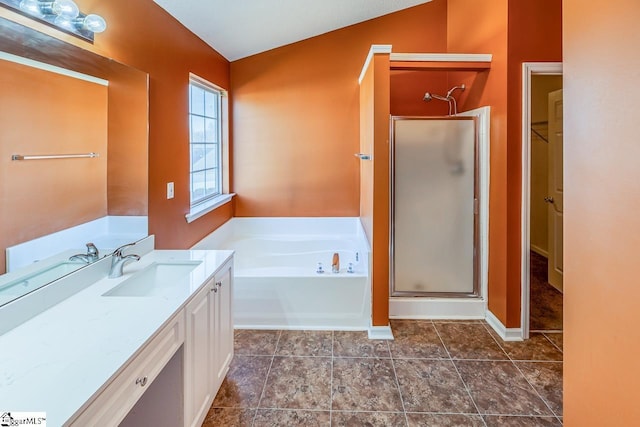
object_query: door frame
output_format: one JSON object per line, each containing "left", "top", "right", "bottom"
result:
{"left": 521, "top": 62, "right": 563, "bottom": 339}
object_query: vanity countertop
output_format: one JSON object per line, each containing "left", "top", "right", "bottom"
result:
{"left": 0, "top": 249, "right": 233, "bottom": 426}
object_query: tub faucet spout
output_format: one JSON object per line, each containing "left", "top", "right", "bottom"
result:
{"left": 332, "top": 252, "right": 340, "bottom": 273}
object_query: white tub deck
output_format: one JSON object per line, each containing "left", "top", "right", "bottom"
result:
{"left": 193, "top": 217, "right": 371, "bottom": 330}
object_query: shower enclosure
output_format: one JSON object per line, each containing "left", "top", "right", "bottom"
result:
{"left": 391, "top": 116, "right": 479, "bottom": 297}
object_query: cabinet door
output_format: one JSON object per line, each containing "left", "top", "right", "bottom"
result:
{"left": 214, "top": 261, "right": 233, "bottom": 387}
{"left": 184, "top": 282, "right": 215, "bottom": 427}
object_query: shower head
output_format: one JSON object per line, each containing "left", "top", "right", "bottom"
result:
{"left": 423, "top": 92, "right": 449, "bottom": 102}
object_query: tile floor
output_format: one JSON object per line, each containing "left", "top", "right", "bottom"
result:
{"left": 530, "top": 251, "right": 563, "bottom": 331}
{"left": 203, "top": 320, "right": 563, "bottom": 426}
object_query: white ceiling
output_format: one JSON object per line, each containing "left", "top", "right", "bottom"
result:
{"left": 152, "top": 0, "right": 432, "bottom": 61}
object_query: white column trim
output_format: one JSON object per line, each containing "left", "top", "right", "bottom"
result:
{"left": 389, "top": 53, "right": 492, "bottom": 63}
{"left": 368, "top": 324, "right": 394, "bottom": 340}
{"left": 486, "top": 310, "right": 523, "bottom": 342}
{"left": 358, "top": 44, "right": 392, "bottom": 84}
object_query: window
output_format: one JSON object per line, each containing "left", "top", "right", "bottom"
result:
{"left": 189, "top": 76, "right": 222, "bottom": 207}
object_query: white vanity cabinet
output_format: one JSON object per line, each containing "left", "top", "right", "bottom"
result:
{"left": 69, "top": 313, "right": 184, "bottom": 426}
{"left": 48, "top": 251, "right": 235, "bottom": 427}
{"left": 184, "top": 258, "right": 234, "bottom": 427}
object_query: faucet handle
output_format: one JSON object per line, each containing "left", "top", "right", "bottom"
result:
{"left": 86, "top": 243, "right": 99, "bottom": 256}
{"left": 112, "top": 242, "right": 136, "bottom": 257}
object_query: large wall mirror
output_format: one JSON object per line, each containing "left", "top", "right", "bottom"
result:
{"left": 0, "top": 17, "right": 149, "bottom": 305}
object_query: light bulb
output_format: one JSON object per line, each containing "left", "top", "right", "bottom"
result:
{"left": 81, "top": 14, "right": 107, "bottom": 33}
{"left": 53, "top": 14, "right": 74, "bottom": 30}
{"left": 52, "top": 0, "right": 79, "bottom": 18}
{"left": 18, "top": 0, "right": 43, "bottom": 16}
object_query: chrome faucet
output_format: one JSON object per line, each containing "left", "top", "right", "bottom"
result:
{"left": 69, "top": 243, "right": 100, "bottom": 264}
{"left": 108, "top": 243, "right": 140, "bottom": 278}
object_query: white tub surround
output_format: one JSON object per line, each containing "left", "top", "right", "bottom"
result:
{"left": 0, "top": 249, "right": 234, "bottom": 427}
{"left": 6, "top": 215, "right": 148, "bottom": 272}
{"left": 193, "top": 217, "right": 371, "bottom": 331}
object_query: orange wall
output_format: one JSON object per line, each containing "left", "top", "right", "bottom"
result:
{"left": 83, "top": 0, "right": 233, "bottom": 248}
{"left": 564, "top": 0, "right": 640, "bottom": 424}
{"left": 506, "top": 0, "right": 562, "bottom": 326}
{"left": 107, "top": 61, "right": 149, "bottom": 216}
{"left": 1, "top": 0, "right": 233, "bottom": 250}
{"left": 359, "top": 53, "right": 393, "bottom": 326}
{"left": 390, "top": 70, "right": 450, "bottom": 116}
{"left": 448, "top": 0, "right": 510, "bottom": 323}
{"left": 0, "top": 60, "right": 108, "bottom": 273}
{"left": 231, "top": 1, "right": 448, "bottom": 217}
{"left": 448, "top": 0, "right": 561, "bottom": 327}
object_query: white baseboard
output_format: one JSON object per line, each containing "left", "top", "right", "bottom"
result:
{"left": 530, "top": 244, "right": 549, "bottom": 258}
{"left": 485, "top": 310, "right": 523, "bottom": 341}
{"left": 368, "top": 325, "right": 394, "bottom": 340}
{"left": 389, "top": 297, "right": 487, "bottom": 319}
{"left": 234, "top": 324, "right": 366, "bottom": 332}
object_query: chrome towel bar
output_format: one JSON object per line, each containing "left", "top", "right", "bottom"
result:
{"left": 11, "top": 153, "right": 100, "bottom": 161}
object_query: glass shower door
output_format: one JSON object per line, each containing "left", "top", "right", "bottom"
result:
{"left": 391, "top": 117, "right": 478, "bottom": 296}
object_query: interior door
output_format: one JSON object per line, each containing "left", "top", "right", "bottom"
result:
{"left": 547, "top": 89, "right": 563, "bottom": 291}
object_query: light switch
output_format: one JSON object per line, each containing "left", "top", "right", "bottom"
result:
{"left": 167, "top": 182, "right": 174, "bottom": 199}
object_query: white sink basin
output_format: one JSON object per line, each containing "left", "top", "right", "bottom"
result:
{"left": 103, "top": 261, "right": 202, "bottom": 297}
{"left": 0, "top": 261, "right": 87, "bottom": 299}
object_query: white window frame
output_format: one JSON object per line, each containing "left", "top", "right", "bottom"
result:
{"left": 185, "top": 74, "right": 233, "bottom": 223}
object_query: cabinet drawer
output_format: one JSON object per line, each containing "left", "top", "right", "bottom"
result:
{"left": 68, "top": 313, "right": 184, "bottom": 427}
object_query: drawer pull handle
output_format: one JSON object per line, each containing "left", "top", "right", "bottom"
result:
{"left": 216, "top": 281, "right": 222, "bottom": 288}
{"left": 136, "top": 376, "right": 148, "bottom": 387}
{"left": 213, "top": 287, "right": 218, "bottom": 293}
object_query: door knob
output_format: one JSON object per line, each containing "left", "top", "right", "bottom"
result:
{"left": 544, "top": 196, "right": 555, "bottom": 204}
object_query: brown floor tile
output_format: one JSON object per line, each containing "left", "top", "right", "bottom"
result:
{"left": 516, "top": 362, "right": 563, "bottom": 416}
{"left": 389, "top": 320, "right": 449, "bottom": 359}
{"left": 529, "top": 251, "right": 563, "bottom": 331}
{"left": 331, "top": 411, "right": 407, "bottom": 427}
{"left": 499, "top": 333, "right": 563, "bottom": 361}
{"left": 484, "top": 415, "right": 562, "bottom": 426}
{"left": 436, "top": 323, "right": 508, "bottom": 360}
{"left": 456, "top": 361, "right": 553, "bottom": 416}
{"left": 276, "top": 330, "right": 333, "bottom": 357}
{"left": 260, "top": 356, "right": 332, "bottom": 410}
{"left": 544, "top": 333, "right": 563, "bottom": 351}
{"left": 253, "top": 409, "right": 330, "bottom": 426}
{"left": 234, "top": 329, "right": 281, "bottom": 355}
{"left": 394, "top": 359, "right": 476, "bottom": 413}
{"left": 432, "top": 319, "right": 484, "bottom": 323}
{"left": 212, "top": 355, "right": 272, "bottom": 408}
{"left": 406, "top": 413, "right": 485, "bottom": 427}
{"left": 201, "top": 408, "right": 255, "bottom": 426}
{"left": 332, "top": 357, "right": 404, "bottom": 412}
{"left": 333, "top": 331, "right": 390, "bottom": 358}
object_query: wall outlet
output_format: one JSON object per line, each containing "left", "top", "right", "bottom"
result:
{"left": 167, "top": 182, "right": 174, "bottom": 199}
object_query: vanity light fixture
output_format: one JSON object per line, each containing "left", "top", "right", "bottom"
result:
{"left": 0, "top": 0, "right": 107, "bottom": 42}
